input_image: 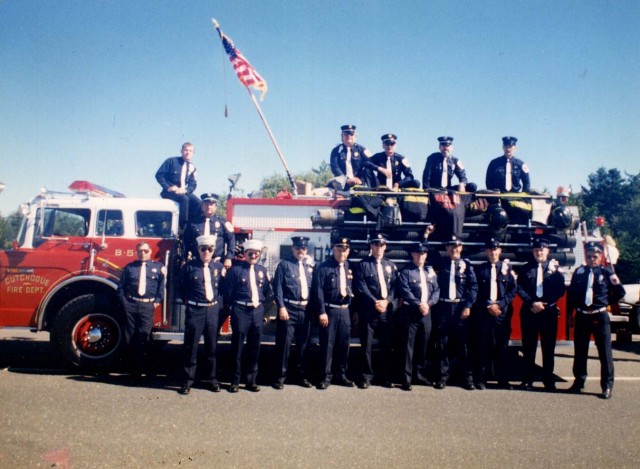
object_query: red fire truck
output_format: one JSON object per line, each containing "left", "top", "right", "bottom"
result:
{"left": 1, "top": 181, "right": 638, "bottom": 369}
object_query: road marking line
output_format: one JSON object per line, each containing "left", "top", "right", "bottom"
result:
{"left": 559, "top": 376, "right": 640, "bottom": 381}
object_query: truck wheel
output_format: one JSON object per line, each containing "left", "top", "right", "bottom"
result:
{"left": 51, "top": 294, "right": 124, "bottom": 369}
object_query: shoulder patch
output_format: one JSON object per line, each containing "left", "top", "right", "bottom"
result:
{"left": 402, "top": 157, "right": 411, "bottom": 168}
{"left": 456, "top": 161, "right": 465, "bottom": 170}
{"left": 610, "top": 274, "right": 621, "bottom": 285}
{"left": 522, "top": 163, "right": 529, "bottom": 173}
{"left": 224, "top": 222, "right": 234, "bottom": 233}
{"left": 363, "top": 148, "right": 372, "bottom": 157}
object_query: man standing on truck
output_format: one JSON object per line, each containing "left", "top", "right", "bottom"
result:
{"left": 395, "top": 242, "right": 440, "bottom": 391}
{"left": 224, "top": 239, "right": 271, "bottom": 393}
{"left": 353, "top": 233, "right": 397, "bottom": 389}
{"left": 183, "top": 192, "right": 236, "bottom": 269}
{"left": 471, "top": 239, "right": 517, "bottom": 390}
{"left": 117, "top": 242, "right": 165, "bottom": 378}
{"left": 177, "top": 235, "right": 224, "bottom": 395}
{"left": 271, "top": 236, "right": 314, "bottom": 390}
{"left": 155, "top": 142, "right": 200, "bottom": 228}
{"left": 312, "top": 237, "right": 355, "bottom": 389}
{"left": 329, "top": 125, "right": 372, "bottom": 190}
{"left": 567, "top": 242, "right": 626, "bottom": 399}
{"left": 517, "top": 238, "right": 566, "bottom": 391}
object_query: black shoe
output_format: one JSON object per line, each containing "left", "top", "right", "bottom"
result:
{"left": 246, "top": 383, "right": 261, "bottom": 392}
{"left": 299, "top": 378, "right": 313, "bottom": 388}
{"left": 358, "top": 381, "right": 370, "bottom": 389}
{"left": 464, "top": 381, "right": 476, "bottom": 391}
{"left": 544, "top": 383, "right": 557, "bottom": 392}
{"left": 335, "top": 378, "right": 355, "bottom": 388}
{"left": 205, "top": 382, "right": 221, "bottom": 393}
{"left": 476, "top": 382, "right": 486, "bottom": 390}
{"left": 228, "top": 384, "right": 239, "bottom": 393}
{"left": 400, "top": 383, "right": 413, "bottom": 391}
{"left": 435, "top": 380, "right": 447, "bottom": 390}
{"left": 272, "top": 382, "right": 284, "bottom": 390}
{"left": 317, "top": 380, "right": 330, "bottom": 390}
{"left": 382, "top": 381, "right": 394, "bottom": 389}
{"left": 601, "top": 388, "right": 612, "bottom": 400}
{"left": 178, "top": 384, "right": 191, "bottom": 395}
{"left": 414, "top": 378, "right": 432, "bottom": 386}
{"left": 519, "top": 382, "right": 533, "bottom": 391}
{"left": 567, "top": 382, "right": 584, "bottom": 394}
{"left": 498, "top": 381, "right": 513, "bottom": 390}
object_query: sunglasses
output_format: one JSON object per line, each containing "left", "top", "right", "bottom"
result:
{"left": 586, "top": 255, "right": 599, "bottom": 260}
{"left": 440, "top": 143, "right": 452, "bottom": 147}
{"left": 199, "top": 246, "right": 214, "bottom": 252}
{"left": 245, "top": 251, "right": 260, "bottom": 257}
{"left": 383, "top": 141, "right": 396, "bottom": 145}
{"left": 138, "top": 249, "right": 150, "bottom": 254}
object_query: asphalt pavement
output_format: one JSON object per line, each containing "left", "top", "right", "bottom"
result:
{"left": 1, "top": 329, "right": 639, "bottom": 468}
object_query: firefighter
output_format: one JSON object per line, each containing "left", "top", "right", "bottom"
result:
{"left": 155, "top": 142, "right": 200, "bottom": 228}
{"left": 363, "top": 134, "right": 416, "bottom": 190}
{"left": 177, "top": 235, "right": 224, "bottom": 395}
{"left": 395, "top": 242, "right": 440, "bottom": 391}
{"left": 223, "top": 239, "right": 271, "bottom": 393}
{"left": 353, "top": 233, "right": 397, "bottom": 388}
{"left": 183, "top": 192, "right": 236, "bottom": 269}
{"left": 432, "top": 235, "right": 478, "bottom": 390}
{"left": 312, "top": 237, "right": 355, "bottom": 389}
{"left": 471, "top": 239, "right": 517, "bottom": 390}
{"left": 421, "top": 136, "right": 468, "bottom": 191}
{"left": 485, "top": 136, "right": 531, "bottom": 193}
{"left": 328, "top": 124, "right": 372, "bottom": 190}
{"left": 516, "top": 238, "right": 566, "bottom": 391}
{"left": 117, "top": 242, "right": 165, "bottom": 378}
{"left": 567, "top": 242, "right": 626, "bottom": 399}
{"left": 271, "top": 236, "right": 314, "bottom": 389}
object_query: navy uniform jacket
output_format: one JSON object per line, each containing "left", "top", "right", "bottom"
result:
{"left": 183, "top": 214, "right": 236, "bottom": 261}
{"left": 485, "top": 155, "right": 530, "bottom": 193}
{"left": 155, "top": 156, "right": 197, "bottom": 195}
{"left": 353, "top": 256, "right": 397, "bottom": 305}
{"left": 422, "top": 152, "right": 467, "bottom": 190}
{"left": 329, "top": 143, "right": 370, "bottom": 178}
{"left": 567, "top": 265, "right": 625, "bottom": 313}
{"left": 517, "top": 260, "right": 565, "bottom": 307}
{"left": 395, "top": 264, "right": 440, "bottom": 308}
{"left": 273, "top": 256, "right": 314, "bottom": 308}
{"left": 474, "top": 260, "right": 517, "bottom": 323}
{"left": 178, "top": 260, "right": 223, "bottom": 304}
{"left": 311, "top": 257, "right": 353, "bottom": 313}
{"left": 223, "top": 262, "right": 271, "bottom": 306}
{"left": 435, "top": 258, "right": 478, "bottom": 309}
{"left": 364, "top": 152, "right": 415, "bottom": 188}
{"left": 118, "top": 260, "right": 165, "bottom": 303}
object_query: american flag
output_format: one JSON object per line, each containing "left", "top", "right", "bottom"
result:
{"left": 213, "top": 19, "right": 268, "bottom": 101}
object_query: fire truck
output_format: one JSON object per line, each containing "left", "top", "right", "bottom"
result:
{"left": 1, "top": 181, "right": 638, "bottom": 369}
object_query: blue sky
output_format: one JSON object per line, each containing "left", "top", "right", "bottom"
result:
{"left": 1, "top": 0, "right": 638, "bottom": 215}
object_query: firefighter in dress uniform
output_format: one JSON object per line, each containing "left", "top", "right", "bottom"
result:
{"left": 432, "top": 235, "right": 478, "bottom": 390}
{"left": 485, "top": 136, "right": 530, "bottom": 193}
{"left": 567, "top": 242, "right": 625, "bottom": 399}
{"left": 272, "top": 236, "right": 314, "bottom": 389}
{"left": 516, "top": 238, "right": 566, "bottom": 391}
{"left": 177, "top": 235, "right": 224, "bottom": 395}
{"left": 353, "top": 233, "right": 397, "bottom": 388}
{"left": 422, "top": 136, "right": 468, "bottom": 191}
{"left": 329, "top": 125, "right": 372, "bottom": 190}
{"left": 183, "top": 192, "right": 236, "bottom": 269}
{"left": 395, "top": 242, "right": 440, "bottom": 391}
{"left": 155, "top": 142, "right": 200, "bottom": 228}
{"left": 471, "top": 239, "right": 517, "bottom": 389}
{"left": 312, "top": 237, "right": 355, "bottom": 389}
{"left": 117, "top": 242, "right": 165, "bottom": 377}
{"left": 363, "top": 134, "right": 416, "bottom": 190}
{"left": 223, "top": 239, "right": 271, "bottom": 393}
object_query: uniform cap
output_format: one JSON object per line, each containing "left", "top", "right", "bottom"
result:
{"left": 381, "top": 133, "right": 397, "bottom": 144}
{"left": 243, "top": 239, "right": 264, "bottom": 252}
{"left": 485, "top": 238, "right": 501, "bottom": 249}
{"left": 410, "top": 242, "right": 429, "bottom": 253}
{"left": 333, "top": 237, "right": 350, "bottom": 248}
{"left": 585, "top": 241, "right": 603, "bottom": 253}
{"left": 341, "top": 124, "right": 356, "bottom": 134}
{"left": 446, "top": 235, "right": 463, "bottom": 246}
{"left": 291, "top": 236, "right": 310, "bottom": 248}
{"left": 370, "top": 233, "right": 388, "bottom": 245}
{"left": 438, "top": 136, "right": 454, "bottom": 145}
{"left": 196, "top": 235, "right": 217, "bottom": 247}
{"left": 532, "top": 238, "right": 550, "bottom": 249}
{"left": 502, "top": 136, "right": 518, "bottom": 146}
{"left": 200, "top": 193, "right": 219, "bottom": 203}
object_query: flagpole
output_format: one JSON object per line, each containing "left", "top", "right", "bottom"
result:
{"left": 245, "top": 88, "right": 298, "bottom": 196}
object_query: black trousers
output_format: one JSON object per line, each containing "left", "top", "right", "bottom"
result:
{"left": 160, "top": 191, "right": 201, "bottom": 228}
{"left": 472, "top": 310, "right": 512, "bottom": 384}
{"left": 318, "top": 306, "right": 351, "bottom": 382}
{"left": 573, "top": 311, "right": 614, "bottom": 391}
{"left": 230, "top": 304, "right": 264, "bottom": 385}
{"left": 359, "top": 306, "right": 392, "bottom": 384}
{"left": 433, "top": 303, "right": 472, "bottom": 381}
{"left": 274, "top": 305, "right": 310, "bottom": 382}
{"left": 182, "top": 303, "right": 220, "bottom": 387}
{"left": 397, "top": 306, "right": 431, "bottom": 386}
{"left": 520, "top": 305, "right": 559, "bottom": 386}
{"left": 124, "top": 300, "right": 155, "bottom": 373}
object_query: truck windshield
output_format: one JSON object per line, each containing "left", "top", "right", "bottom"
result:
{"left": 135, "top": 211, "right": 172, "bottom": 238}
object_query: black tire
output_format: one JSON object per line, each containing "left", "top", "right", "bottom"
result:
{"left": 51, "top": 294, "right": 124, "bottom": 369}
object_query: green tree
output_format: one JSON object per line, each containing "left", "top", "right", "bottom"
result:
{"left": 0, "top": 209, "right": 22, "bottom": 249}
{"left": 259, "top": 161, "right": 333, "bottom": 198}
